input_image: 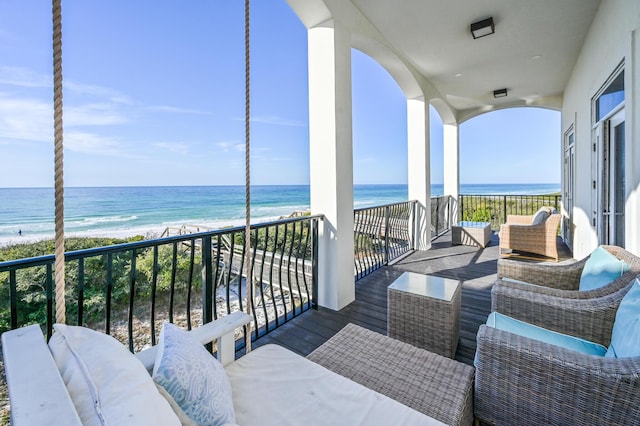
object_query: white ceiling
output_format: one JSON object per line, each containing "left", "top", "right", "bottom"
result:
{"left": 287, "top": 0, "right": 602, "bottom": 122}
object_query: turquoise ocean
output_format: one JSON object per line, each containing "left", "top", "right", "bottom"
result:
{"left": 0, "top": 183, "right": 559, "bottom": 243}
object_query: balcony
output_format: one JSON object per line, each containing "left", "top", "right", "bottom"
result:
{"left": 0, "top": 195, "right": 574, "bottom": 423}
{"left": 251, "top": 229, "right": 571, "bottom": 365}
{"left": 0, "top": 195, "right": 568, "bottom": 357}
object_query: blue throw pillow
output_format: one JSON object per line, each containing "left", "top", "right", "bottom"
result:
{"left": 606, "top": 278, "right": 640, "bottom": 358}
{"left": 579, "top": 246, "right": 630, "bottom": 291}
{"left": 485, "top": 312, "right": 607, "bottom": 356}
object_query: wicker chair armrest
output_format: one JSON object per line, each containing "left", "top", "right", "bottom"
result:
{"left": 491, "top": 282, "right": 630, "bottom": 346}
{"left": 499, "top": 223, "right": 545, "bottom": 251}
{"left": 505, "top": 214, "right": 533, "bottom": 225}
{"left": 500, "top": 222, "right": 544, "bottom": 237}
{"left": 497, "top": 257, "right": 584, "bottom": 289}
{"left": 475, "top": 325, "right": 640, "bottom": 426}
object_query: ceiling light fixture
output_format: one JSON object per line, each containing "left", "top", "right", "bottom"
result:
{"left": 470, "top": 17, "right": 495, "bottom": 39}
{"left": 493, "top": 88, "right": 508, "bottom": 98}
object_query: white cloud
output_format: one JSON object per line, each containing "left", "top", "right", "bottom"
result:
{"left": 153, "top": 142, "right": 190, "bottom": 155}
{"left": 145, "top": 105, "right": 212, "bottom": 115}
{"left": 0, "top": 95, "right": 52, "bottom": 142}
{"left": 234, "top": 115, "right": 305, "bottom": 127}
{"left": 216, "top": 141, "right": 244, "bottom": 152}
{"left": 0, "top": 66, "right": 51, "bottom": 88}
{"left": 64, "top": 81, "right": 133, "bottom": 105}
{"left": 65, "top": 103, "right": 131, "bottom": 126}
{"left": 65, "top": 131, "right": 126, "bottom": 156}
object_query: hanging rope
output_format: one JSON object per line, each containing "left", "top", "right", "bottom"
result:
{"left": 52, "top": 0, "right": 66, "bottom": 324}
{"left": 243, "top": 0, "right": 253, "bottom": 353}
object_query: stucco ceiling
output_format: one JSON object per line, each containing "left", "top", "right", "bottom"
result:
{"left": 287, "top": 0, "right": 602, "bottom": 123}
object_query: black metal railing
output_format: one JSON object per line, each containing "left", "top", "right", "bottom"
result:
{"left": 0, "top": 215, "right": 322, "bottom": 351}
{"left": 459, "top": 194, "right": 560, "bottom": 230}
{"left": 354, "top": 200, "right": 416, "bottom": 280}
{"left": 431, "top": 195, "right": 452, "bottom": 238}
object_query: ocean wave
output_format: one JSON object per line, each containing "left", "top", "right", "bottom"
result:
{"left": 67, "top": 215, "right": 139, "bottom": 227}
{"left": 252, "top": 205, "right": 310, "bottom": 214}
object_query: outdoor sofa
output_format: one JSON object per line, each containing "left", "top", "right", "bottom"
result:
{"left": 3, "top": 312, "right": 472, "bottom": 426}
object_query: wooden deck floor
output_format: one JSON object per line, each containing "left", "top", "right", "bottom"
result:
{"left": 252, "top": 230, "right": 571, "bottom": 365}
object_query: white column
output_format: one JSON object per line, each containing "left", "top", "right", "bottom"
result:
{"left": 443, "top": 123, "right": 460, "bottom": 224}
{"left": 628, "top": 26, "right": 640, "bottom": 255}
{"left": 407, "top": 98, "right": 431, "bottom": 250}
{"left": 308, "top": 20, "right": 355, "bottom": 310}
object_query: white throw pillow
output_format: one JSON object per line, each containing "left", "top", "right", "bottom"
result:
{"left": 48, "top": 323, "right": 180, "bottom": 426}
{"left": 153, "top": 322, "right": 236, "bottom": 426}
{"left": 156, "top": 383, "right": 198, "bottom": 426}
{"left": 531, "top": 207, "right": 551, "bottom": 225}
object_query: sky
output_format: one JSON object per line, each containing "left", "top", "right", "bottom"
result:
{"left": 0, "top": 0, "right": 560, "bottom": 188}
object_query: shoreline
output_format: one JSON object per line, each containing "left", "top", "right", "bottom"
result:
{"left": 0, "top": 215, "right": 287, "bottom": 249}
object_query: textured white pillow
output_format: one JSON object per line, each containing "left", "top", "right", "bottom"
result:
{"left": 156, "top": 383, "right": 198, "bottom": 426}
{"left": 48, "top": 323, "right": 180, "bottom": 426}
{"left": 531, "top": 207, "right": 551, "bottom": 225}
{"left": 153, "top": 322, "right": 236, "bottom": 426}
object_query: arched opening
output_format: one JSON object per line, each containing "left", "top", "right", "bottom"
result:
{"left": 460, "top": 107, "right": 560, "bottom": 189}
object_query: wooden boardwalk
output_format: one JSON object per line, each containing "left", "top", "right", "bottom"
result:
{"left": 252, "top": 230, "right": 571, "bottom": 365}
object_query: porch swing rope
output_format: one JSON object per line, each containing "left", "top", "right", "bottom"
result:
{"left": 243, "top": 0, "right": 253, "bottom": 353}
{"left": 52, "top": 0, "right": 66, "bottom": 325}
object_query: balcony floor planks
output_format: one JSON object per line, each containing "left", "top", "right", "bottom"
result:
{"left": 252, "top": 231, "right": 570, "bottom": 365}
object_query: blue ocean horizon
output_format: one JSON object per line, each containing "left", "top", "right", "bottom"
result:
{"left": 0, "top": 183, "right": 559, "bottom": 242}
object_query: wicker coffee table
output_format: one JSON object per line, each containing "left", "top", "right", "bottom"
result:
{"left": 452, "top": 221, "right": 491, "bottom": 248}
{"left": 387, "top": 272, "right": 461, "bottom": 358}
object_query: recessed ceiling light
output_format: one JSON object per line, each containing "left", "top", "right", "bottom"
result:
{"left": 455, "top": 73, "right": 463, "bottom": 77}
{"left": 531, "top": 55, "right": 542, "bottom": 60}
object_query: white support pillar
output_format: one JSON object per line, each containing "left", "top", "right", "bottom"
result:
{"left": 627, "top": 26, "right": 640, "bottom": 256}
{"left": 443, "top": 123, "right": 460, "bottom": 224}
{"left": 407, "top": 98, "right": 431, "bottom": 251}
{"left": 308, "top": 20, "right": 355, "bottom": 311}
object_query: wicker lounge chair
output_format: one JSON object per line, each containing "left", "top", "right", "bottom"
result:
{"left": 474, "top": 316, "right": 640, "bottom": 425}
{"left": 492, "top": 245, "right": 640, "bottom": 345}
{"left": 498, "top": 210, "right": 561, "bottom": 261}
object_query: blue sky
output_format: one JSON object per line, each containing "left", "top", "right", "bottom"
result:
{"left": 0, "top": 1, "right": 560, "bottom": 188}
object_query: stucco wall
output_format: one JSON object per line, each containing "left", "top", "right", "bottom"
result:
{"left": 562, "top": 0, "right": 640, "bottom": 258}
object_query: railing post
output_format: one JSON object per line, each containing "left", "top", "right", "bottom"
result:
{"left": 127, "top": 249, "right": 136, "bottom": 352}
{"left": 46, "top": 264, "right": 53, "bottom": 340}
{"left": 384, "top": 206, "right": 390, "bottom": 265}
{"left": 202, "top": 235, "right": 213, "bottom": 326}
{"left": 459, "top": 195, "right": 464, "bottom": 222}
{"left": 503, "top": 195, "right": 507, "bottom": 225}
{"left": 412, "top": 201, "right": 417, "bottom": 250}
{"left": 105, "top": 253, "right": 113, "bottom": 335}
{"left": 77, "top": 258, "right": 85, "bottom": 327}
{"left": 201, "top": 235, "right": 214, "bottom": 352}
{"left": 9, "top": 270, "right": 17, "bottom": 331}
{"left": 435, "top": 199, "right": 440, "bottom": 236}
{"left": 311, "top": 218, "right": 319, "bottom": 310}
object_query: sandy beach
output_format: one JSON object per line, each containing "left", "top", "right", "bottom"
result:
{"left": 0, "top": 215, "right": 287, "bottom": 249}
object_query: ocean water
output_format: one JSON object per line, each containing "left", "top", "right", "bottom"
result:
{"left": 0, "top": 183, "right": 559, "bottom": 243}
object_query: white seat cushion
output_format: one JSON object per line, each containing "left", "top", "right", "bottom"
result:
{"left": 225, "top": 344, "right": 445, "bottom": 426}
